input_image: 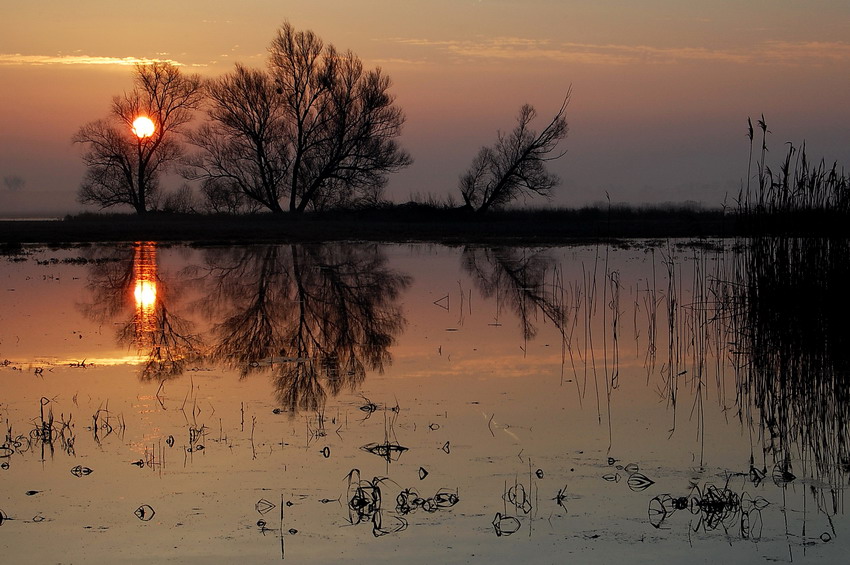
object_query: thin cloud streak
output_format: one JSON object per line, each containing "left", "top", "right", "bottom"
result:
{"left": 388, "top": 37, "right": 850, "bottom": 66}
{"left": 0, "top": 53, "right": 196, "bottom": 67}
{"left": 369, "top": 57, "right": 430, "bottom": 66}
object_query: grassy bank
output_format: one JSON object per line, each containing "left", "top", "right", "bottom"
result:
{"left": 0, "top": 204, "right": 846, "bottom": 246}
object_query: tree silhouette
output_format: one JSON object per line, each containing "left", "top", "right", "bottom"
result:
{"left": 184, "top": 22, "right": 412, "bottom": 213}
{"left": 74, "top": 62, "right": 203, "bottom": 214}
{"left": 460, "top": 92, "right": 570, "bottom": 213}
{"left": 183, "top": 64, "right": 289, "bottom": 213}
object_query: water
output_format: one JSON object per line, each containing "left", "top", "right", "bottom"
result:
{"left": 0, "top": 240, "right": 847, "bottom": 563}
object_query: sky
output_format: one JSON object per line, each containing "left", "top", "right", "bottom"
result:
{"left": 2, "top": 0, "right": 849, "bottom": 216}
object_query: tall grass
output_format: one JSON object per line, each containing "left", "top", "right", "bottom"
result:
{"left": 739, "top": 116, "right": 850, "bottom": 218}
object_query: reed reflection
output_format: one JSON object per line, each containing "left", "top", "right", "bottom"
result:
{"left": 195, "top": 244, "right": 410, "bottom": 413}
{"left": 728, "top": 237, "right": 850, "bottom": 490}
{"left": 641, "top": 238, "right": 850, "bottom": 541}
{"left": 80, "top": 242, "right": 202, "bottom": 380}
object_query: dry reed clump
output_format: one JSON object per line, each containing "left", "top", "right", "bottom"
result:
{"left": 739, "top": 116, "right": 850, "bottom": 220}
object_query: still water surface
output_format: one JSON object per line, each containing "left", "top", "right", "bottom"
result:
{"left": 0, "top": 240, "right": 847, "bottom": 563}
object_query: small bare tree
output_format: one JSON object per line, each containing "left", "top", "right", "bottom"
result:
{"left": 74, "top": 62, "right": 203, "bottom": 214}
{"left": 460, "top": 91, "right": 570, "bottom": 213}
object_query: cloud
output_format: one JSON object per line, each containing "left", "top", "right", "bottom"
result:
{"left": 387, "top": 37, "right": 850, "bottom": 67}
{"left": 369, "top": 57, "right": 430, "bottom": 66}
{"left": 759, "top": 40, "right": 850, "bottom": 64}
{"left": 0, "top": 53, "right": 192, "bottom": 67}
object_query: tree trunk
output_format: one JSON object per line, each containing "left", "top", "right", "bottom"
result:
{"left": 136, "top": 142, "right": 147, "bottom": 215}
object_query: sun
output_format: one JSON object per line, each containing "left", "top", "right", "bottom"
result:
{"left": 132, "top": 116, "right": 156, "bottom": 139}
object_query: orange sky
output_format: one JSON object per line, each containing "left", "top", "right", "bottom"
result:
{"left": 2, "top": 1, "right": 849, "bottom": 215}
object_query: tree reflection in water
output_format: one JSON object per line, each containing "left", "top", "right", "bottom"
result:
{"left": 193, "top": 246, "right": 291, "bottom": 375}
{"left": 79, "top": 242, "right": 203, "bottom": 380}
{"left": 80, "top": 243, "right": 571, "bottom": 414}
{"left": 57, "top": 239, "right": 850, "bottom": 552}
{"left": 194, "top": 244, "right": 410, "bottom": 413}
{"left": 461, "top": 247, "right": 567, "bottom": 342}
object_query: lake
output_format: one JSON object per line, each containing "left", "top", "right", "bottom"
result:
{"left": 1, "top": 239, "right": 847, "bottom": 564}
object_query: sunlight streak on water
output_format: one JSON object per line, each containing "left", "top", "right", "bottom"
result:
{"left": 131, "top": 241, "right": 158, "bottom": 343}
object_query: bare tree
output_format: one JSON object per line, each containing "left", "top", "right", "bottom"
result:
{"left": 270, "top": 22, "right": 412, "bottom": 212}
{"left": 183, "top": 64, "right": 290, "bottom": 213}
{"left": 459, "top": 91, "right": 570, "bottom": 213}
{"left": 74, "top": 62, "right": 203, "bottom": 214}
{"left": 186, "top": 22, "right": 411, "bottom": 214}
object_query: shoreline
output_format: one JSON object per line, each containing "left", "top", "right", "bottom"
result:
{"left": 0, "top": 208, "right": 845, "bottom": 246}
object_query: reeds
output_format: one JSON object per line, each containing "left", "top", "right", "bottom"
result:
{"left": 739, "top": 116, "right": 850, "bottom": 227}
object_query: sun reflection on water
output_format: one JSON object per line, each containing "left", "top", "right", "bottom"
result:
{"left": 134, "top": 279, "right": 157, "bottom": 308}
{"left": 132, "top": 242, "right": 158, "bottom": 339}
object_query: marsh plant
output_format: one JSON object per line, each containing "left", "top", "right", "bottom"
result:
{"left": 739, "top": 116, "right": 850, "bottom": 220}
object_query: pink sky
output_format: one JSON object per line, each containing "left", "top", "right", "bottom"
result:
{"left": 2, "top": 1, "right": 849, "bottom": 215}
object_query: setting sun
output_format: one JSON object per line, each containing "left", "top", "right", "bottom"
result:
{"left": 131, "top": 116, "right": 155, "bottom": 139}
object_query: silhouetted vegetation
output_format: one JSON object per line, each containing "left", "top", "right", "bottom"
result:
{"left": 459, "top": 92, "right": 570, "bottom": 213}
{"left": 74, "top": 23, "right": 410, "bottom": 217}
{"left": 73, "top": 63, "right": 203, "bottom": 214}
{"left": 66, "top": 21, "right": 850, "bottom": 238}
{"left": 1, "top": 204, "right": 735, "bottom": 244}
{"left": 737, "top": 116, "right": 850, "bottom": 233}
{"left": 182, "top": 21, "right": 411, "bottom": 214}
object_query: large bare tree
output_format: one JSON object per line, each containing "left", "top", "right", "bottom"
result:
{"left": 184, "top": 22, "right": 411, "bottom": 213}
{"left": 183, "top": 64, "right": 289, "bottom": 213}
{"left": 460, "top": 91, "right": 570, "bottom": 213}
{"left": 74, "top": 62, "right": 203, "bottom": 214}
